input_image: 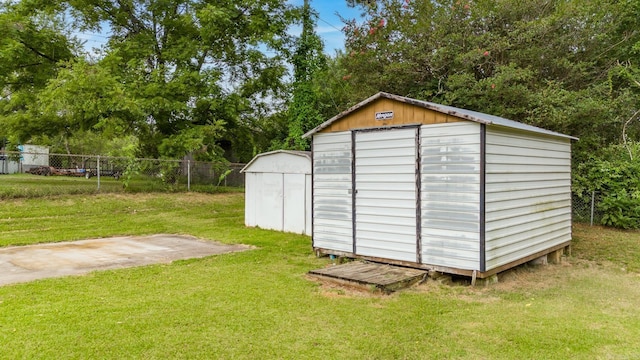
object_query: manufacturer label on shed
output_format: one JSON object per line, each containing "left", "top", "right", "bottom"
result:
{"left": 375, "top": 111, "right": 394, "bottom": 121}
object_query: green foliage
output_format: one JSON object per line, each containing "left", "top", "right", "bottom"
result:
{"left": 285, "top": 82, "right": 324, "bottom": 150}
{"left": 120, "top": 159, "right": 142, "bottom": 189}
{"left": 311, "top": 56, "right": 357, "bottom": 120}
{"left": 0, "top": 2, "right": 75, "bottom": 91}
{"left": 158, "top": 123, "right": 225, "bottom": 161}
{"left": 217, "top": 169, "right": 233, "bottom": 187}
{"left": 1, "top": 0, "right": 298, "bottom": 162}
{"left": 104, "top": 135, "right": 139, "bottom": 158}
{"left": 283, "top": 0, "right": 327, "bottom": 150}
{"left": 599, "top": 193, "right": 640, "bottom": 229}
{"left": 332, "top": 0, "right": 640, "bottom": 156}
{"left": 574, "top": 143, "right": 640, "bottom": 229}
{"left": 83, "top": 0, "right": 296, "bottom": 159}
{"left": 26, "top": 59, "right": 144, "bottom": 151}
{"left": 0, "top": 2, "right": 77, "bottom": 145}
{"left": 157, "top": 161, "right": 181, "bottom": 185}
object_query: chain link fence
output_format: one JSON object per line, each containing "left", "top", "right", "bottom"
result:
{"left": 572, "top": 191, "right": 603, "bottom": 225}
{"left": 0, "top": 150, "right": 245, "bottom": 190}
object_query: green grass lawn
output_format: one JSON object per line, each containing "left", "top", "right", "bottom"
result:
{"left": 0, "top": 173, "right": 239, "bottom": 199}
{"left": 0, "top": 173, "right": 121, "bottom": 198}
{"left": 1, "top": 193, "right": 639, "bottom": 359}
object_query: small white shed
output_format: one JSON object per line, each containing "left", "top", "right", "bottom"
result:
{"left": 303, "top": 92, "right": 577, "bottom": 278}
{"left": 1, "top": 144, "right": 49, "bottom": 174}
{"left": 241, "top": 150, "right": 312, "bottom": 235}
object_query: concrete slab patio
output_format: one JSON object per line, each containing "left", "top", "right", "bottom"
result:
{"left": 0, "top": 235, "right": 252, "bottom": 286}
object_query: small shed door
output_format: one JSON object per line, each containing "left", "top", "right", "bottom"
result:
{"left": 354, "top": 127, "right": 419, "bottom": 262}
{"left": 255, "top": 172, "right": 284, "bottom": 232}
{"left": 283, "top": 173, "right": 306, "bottom": 234}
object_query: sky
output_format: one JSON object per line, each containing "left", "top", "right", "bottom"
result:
{"left": 288, "top": 0, "right": 364, "bottom": 55}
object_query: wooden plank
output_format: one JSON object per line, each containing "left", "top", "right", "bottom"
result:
{"left": 309, "top": 261, "right": 427, "bottom": 293}
{"left": 314, "top": 248, "right": 477, "bottom": 277}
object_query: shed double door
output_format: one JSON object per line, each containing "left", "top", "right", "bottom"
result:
{"left": 354, "top": 127, "right": 419, "bottom": 263}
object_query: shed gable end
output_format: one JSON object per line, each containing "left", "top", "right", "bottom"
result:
{"left": 320, "top": 98, "right": 461, "bottom": 133}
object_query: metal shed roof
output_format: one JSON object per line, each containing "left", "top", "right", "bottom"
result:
{"left": 240, "top": 150, "right": 311, "bottom": 173}
{"left": 302, "top": 92, "right": 578, "bottom": 140}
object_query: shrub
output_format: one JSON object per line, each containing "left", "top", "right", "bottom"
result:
{"left": 573, "top": 143, "right": 640, "bottom": 229}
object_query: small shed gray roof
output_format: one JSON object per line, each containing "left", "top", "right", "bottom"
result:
{"left": 240, "top": 150, "right": 311, "bottom": 173}
{"left": 302, "top": 92, "right": 578, "bottom": 140}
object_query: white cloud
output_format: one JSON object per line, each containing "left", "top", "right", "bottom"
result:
{"left": 315, "top": 24, "right": 342, "bottom": 35}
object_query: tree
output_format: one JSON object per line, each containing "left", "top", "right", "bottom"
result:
{"left": 31, "top": 58, "right": 144, "bottom": 154}
{"left": 0, "top": 1, "right": 77, "bottom": 147}
{"left": 1, "top": 0, "right": 297, "bottom": 162}
{"left": 335, "top": 0, "right": 640, "bottom": 160}
{"left": 281, "top": 0, "right": 327, "bottom": 150}
{"left": 81, "top": 0, "right": 295, "bottom": 160}
{"left": 312, "top": 55, "right": 357, "bottom": 121}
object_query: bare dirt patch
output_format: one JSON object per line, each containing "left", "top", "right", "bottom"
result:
{"left": 308, "top": 275, "right": 393, "bottom": 299}
{"left": 312, "top": 255, "right": 640, "bottom": 302}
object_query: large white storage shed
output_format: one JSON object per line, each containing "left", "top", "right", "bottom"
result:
{"left": 303, "top": 92, "right": 577, "bottom": 278}
{"left": 241, "top": 150, "right": 312, "bottom": 235}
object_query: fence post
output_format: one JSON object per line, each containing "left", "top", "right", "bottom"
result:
{"left": 590, "top": 190, "right": 595, "bottom": 226}
{"left": 97, "top": 155, "right": 101, "bottom": 191}
{"left": 187, "top": 160, "right": 191, "bottom": 192}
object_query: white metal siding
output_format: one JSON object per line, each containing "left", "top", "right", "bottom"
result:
{"left": 242, "top": 152, "right": 310, "bottom": 174}
{"left": 313, "top": 132, "right": 353, "bottom": 252}
{"left": 421, "top": 122, "right": 481, "bottom": 270}
{"left": 283, "top": 173, "right": 307, "bottom": 234}
{"left": 244, "top": 173, "right": 258, "bottom": 227}
{"left": 20, "top": 145, "right": 49, "bottom": 166}
{"left": 253, "top": 172, "right": 284, "bottom": 232}
{"left": 305, "top": 174, "right": 312, "bottom": 236}
{"left": 355, "top": 128, "right": 417, "bottom": 262}
{"left": 484, "top": 127, "right": 572, "bottom": 270}
{"left": 245, "top": 172, "right": 311, "bottom": 235}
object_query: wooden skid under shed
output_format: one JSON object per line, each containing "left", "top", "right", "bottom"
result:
{"left": 309, "top": 261, "right": 428, "bottom": 293}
